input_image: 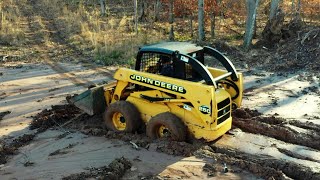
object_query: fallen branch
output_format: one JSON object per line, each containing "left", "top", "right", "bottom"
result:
{"left": 301, "top": 28, "right": 320, "bottom": 45}
{"left": 60, "top": 113, "right": 86, "bottom": 128}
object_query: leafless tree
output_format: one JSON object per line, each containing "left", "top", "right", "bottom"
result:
{"left": 198, "top": 0, "right": 205, "bottom": 41}
{"left": 190, "top": 15, "right": 194, "bottom": 38}
{"left": 134, "top": 0, "right": 138, "bottom": 35}
{"left": 154, "top": 0, "right": 161, "bottom": 22}
{"left": 243, "top": 0, "right": 260, "bottom": 50}
{"left": 169, "top": 0, "right": 174, "bottom": 40}
{"left": 210, "top": 11, "right": 215, "bottom": 38}
{"left": 269, "top": 0, "right": 280, "bottom": 20}
{"left": 99, "top": 0, "right": 106, "bottom": 16}
{"left": 139, "top": 1, "right": 147, "bottom": 22}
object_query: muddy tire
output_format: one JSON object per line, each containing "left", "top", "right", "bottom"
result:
{"left": 146, "top": 112, "right": 187, "bottom": 141}
{"left": 104, "top": 101, "right": 142, "bottom": 133}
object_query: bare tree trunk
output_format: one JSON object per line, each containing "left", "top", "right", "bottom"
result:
{"left": 190, "top": 15, "right": 193, "bottom": 38}
{"left": 99, "top": 0, "right": 106, "bottom": 16}
{"left": 169, "top": 0, "right": 174, "bottom": 40}
{"left": 134, "top": 0, "right": 138, "bottom": 35}
{"left": 139, "top": 1, "right": 147, "bottom": 22}
{"left": 217, "top": 0, "right": 224, "bottom": 25}
{"left": 243, "top": 0, "right": 260, "bottom": 50}
{"left": 269, "top": 0, "right": 280, "bottom": 20}
{"left": 253, "top": 19, "right": 257, "bottom": 38}
{"left": 198, "top": 0, "right": 205, "bottom": 41}
{"left": 154, "top": 0, "right": 161, "bottom": 22}
{"left": 210, "top": 12, "right": 215, "bottom": 38}
{"left": 296, "top": 0, "right": 301, "bottom": 15}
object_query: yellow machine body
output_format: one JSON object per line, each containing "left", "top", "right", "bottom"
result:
{"left": 71, "top": 42, "right": 243, "bottom": 142}
{"left": 102, "top": 68, "right": 243, "bottom": 141}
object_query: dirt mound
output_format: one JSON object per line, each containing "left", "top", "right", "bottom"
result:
{"left": 30, "top": 104, "right": 82, "bottom": 132}
{"left": 274, "top": 27, "right": 320, "bottom": 72}
{"left": 62, "top": 157, "right": 131, "bottom": 180}
{"left": 152, "top": 140, "right": 199, "bottom": 156}
{"left": 232, "top": 108, "right": 261, "bottom": 119}
{"left": 0, "top": 111, "right": 11, "bottom": 120}
{"left": 232, "top": 108, "right": 320, "bottom": 150}
{"left": 0, "top": 134, "right": 35, "bottom": 164}
{"left": 248, "top": 26, "right": 320, "bottom": 72}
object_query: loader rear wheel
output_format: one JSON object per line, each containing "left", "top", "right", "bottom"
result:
{"left": 104, "top": 101, "right": 142, "bottom": 132}
{"left": 146, "top": 112, "right": 187, "bottom": 142}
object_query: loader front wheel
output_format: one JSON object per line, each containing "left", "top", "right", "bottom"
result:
{"left": 146, "top": 112, "right": 187, "bottom": 142}
{"left": 104, "top": 101, "right": 141, "bottom": 132}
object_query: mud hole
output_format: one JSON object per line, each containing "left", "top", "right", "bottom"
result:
{"left": 28, "top": 105, "right": 320, "bottom": 179}
{"left": 62, "top": 157, "right": 131, "bottom": 180}
{"left": 232, "top": 108, "right": 320, "bottom": 150}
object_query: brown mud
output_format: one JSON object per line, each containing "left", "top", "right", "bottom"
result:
{"left": 0, "top": 134, "right": 35, "bottom": 164}
{"left": 206, "top": 145, "right": 320, "bottom": 180}
{"left": 232, "top": 108, "right": 320, "bottom": 150}
{"left": 211, "top": 27, "right": 320, "bottom": 73}
{"left": 0, "top": 111, "right": 11, "bottom": 120}
{"left": 28, "top": 105, "right": 320, "bottom": 179}
{"left": 30, "top": 104, "right": 82, "bottom": 133}
{"left": 62, "top": 157, "right": 132, "bottom": 180}
{"left": 277, "top": 147, "right": 320, "bottom": 163}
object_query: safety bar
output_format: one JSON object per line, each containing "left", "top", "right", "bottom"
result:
{"left": 213, "top": 72, "right": 232, "bottom": 82}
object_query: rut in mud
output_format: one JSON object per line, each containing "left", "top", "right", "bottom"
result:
{"left": 0, "top": 134, "right": 35, "bottom": 164}
{"left": 199, "top": 145, "right": 320, "bottom": 180}
{"left": 29, "top": 105, "right": 320, "bottom": 179}
{"left": 62, "top": 157, "right": 132, "bottom": 180}
{"left": 232, "top": 108, "right": 320, "bottom": 150}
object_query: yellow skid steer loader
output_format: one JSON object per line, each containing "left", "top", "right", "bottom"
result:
{"left": 69, "top": 42, "right": 243, "bottom": 141}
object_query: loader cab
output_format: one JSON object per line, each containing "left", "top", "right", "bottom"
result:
{"left": 136, "top": 42, "right": 213, "bottom": 85}
{"left": 136, "top": 42, "right": 240, "bottom": 87}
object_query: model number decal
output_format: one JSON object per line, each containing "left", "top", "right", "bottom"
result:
{"left": 183, "top": 104, "right": 192, "bottom": 111}
{"left": 130, "top": 74, "right": 186, "bottom": 94}
{"left": 180, "top": 56, "right": 189, "bottom": 63}
{"left": 199, "top": 105, "right": 210, "bottom": 114}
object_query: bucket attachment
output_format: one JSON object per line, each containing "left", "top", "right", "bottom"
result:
{"left": 68, "top": 86, "right": 106, "bottom": 115}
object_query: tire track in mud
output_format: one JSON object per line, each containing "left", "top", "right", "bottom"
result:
{"left": 30, "top": 105, "right": 320, "bottom": 180}
{"left": 232, "top": 108, "right": 320, "bottom": 151}
{"left": 277, "top": 147, "right": 320, "bottom": 163}
{"left": 203, "top": 145, "right": 320, "bottom": 180}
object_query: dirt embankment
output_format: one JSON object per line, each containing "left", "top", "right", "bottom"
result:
{"left": 26, "top": 105, "right": 320, "bottom": 179}
{"left": 211, "top": 26, "right": 320, "bottom": 73}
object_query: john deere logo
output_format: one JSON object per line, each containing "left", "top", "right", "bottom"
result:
{"left": 130, "top": 74, "right": 186, "bottom": 94}
{"left": 199, "top": 105, "right": 210, "bottom": 114}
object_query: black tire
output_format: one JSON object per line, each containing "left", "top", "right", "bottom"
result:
{"left": 103, "top": 101, "right": 142, "bottom": 132}
{"left": 146, "top": 112, "right": 187, "bottom": 142}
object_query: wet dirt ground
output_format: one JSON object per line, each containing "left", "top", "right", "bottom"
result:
{"left": 1, "top": 59, "right": 319, "bottom": 179}
{"left": 1, "top": 0, "right": 319, "bottom": 178}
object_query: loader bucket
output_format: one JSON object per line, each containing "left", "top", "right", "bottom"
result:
{"left": 68, "top": 86, "right": 106, "bottom": 115}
